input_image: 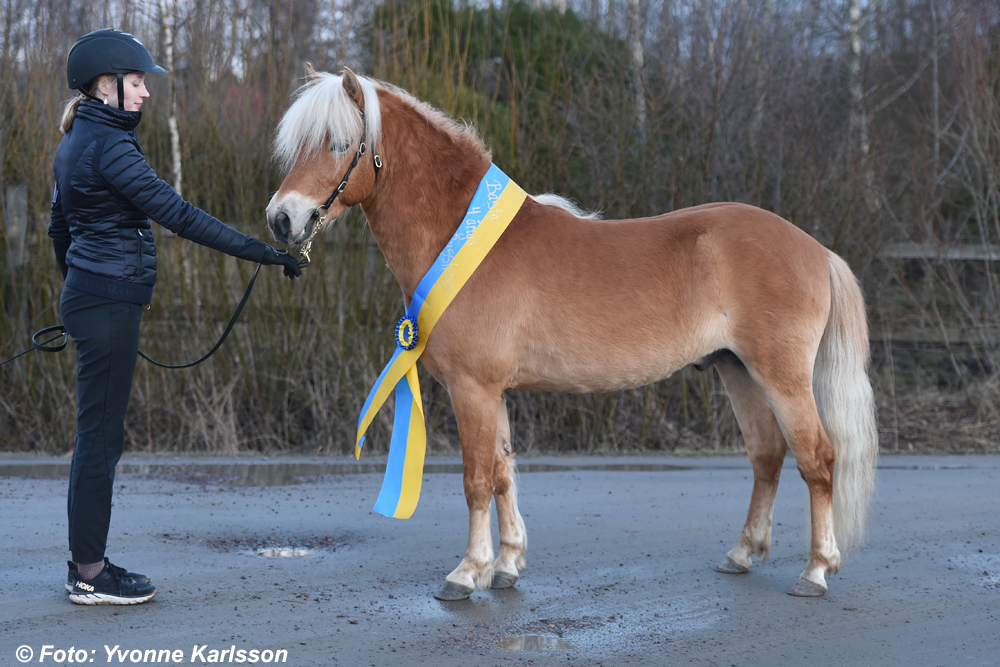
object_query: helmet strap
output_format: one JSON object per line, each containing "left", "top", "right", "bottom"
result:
{"left": 117, "top": 74, "right": 125, "bottom": 110}
{"left": 79, "top": 89, "right": 103, "bottom": 104}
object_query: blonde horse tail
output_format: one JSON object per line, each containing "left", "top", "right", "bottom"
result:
{"left": 813, "top": 252, "right": 879, "bottom": 555}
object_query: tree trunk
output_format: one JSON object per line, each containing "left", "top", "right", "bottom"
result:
{"left": 749, "top": 0, "right": 774, "bottom": 155}
{"left": 848, "top": 0, "right": 878, "bottom": 211}
{"left": 848, "top": 0, "right": 866, "bottom": 157}
{"left": 159, "top": 0, "right": 199, "bottom": 309}
{"left": 629, "top": 0, "right": 646, "bottom": 137}
{"left": 159, "top": 0, "right": 182, "bottom": 197}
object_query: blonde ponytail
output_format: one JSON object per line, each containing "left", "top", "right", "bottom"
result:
{"left": 60, "top": 94, "right": 86, "bottom": 134}
{"left": 59, "top": 75, "right": 113, "bottom": 134}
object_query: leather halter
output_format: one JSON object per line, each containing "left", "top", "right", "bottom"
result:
{"left": 292, "top": 110, "right": 383, "bottom": 266}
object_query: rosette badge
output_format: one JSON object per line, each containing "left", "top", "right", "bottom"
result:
{"left": 395, "top": 316, "right": 418, "bottom": 350}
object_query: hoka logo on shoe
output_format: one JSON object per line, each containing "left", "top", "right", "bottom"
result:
{"left": 76, "top": 582, "right": 94, "bottom": 592}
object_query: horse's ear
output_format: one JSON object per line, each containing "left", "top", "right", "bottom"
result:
{"left": 342, "top": 67, "right": 365, "bottom": 111}
{"left": 305, "top": 62, "right": 318, "bottom": 78}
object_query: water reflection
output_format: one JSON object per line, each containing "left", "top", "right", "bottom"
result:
{"left": 255, "top": 548, "right": 310, "bottom": 557}
{"left": 0, "top": 460, "right": 690, "bottom": 486}
{"left": 499, "top": 635, "right": 576, "bottom": 651}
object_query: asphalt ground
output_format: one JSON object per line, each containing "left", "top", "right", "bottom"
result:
{"left": 1, "top": 454, "right": 998, "bottom": 667}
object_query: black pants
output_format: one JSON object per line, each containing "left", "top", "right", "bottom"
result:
{"left": 60, "top": 286, "right": 143, "bottom": 564}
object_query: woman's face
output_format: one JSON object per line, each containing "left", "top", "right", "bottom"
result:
{"left": 96, "top": 72, "right": 149, "bottom": 111}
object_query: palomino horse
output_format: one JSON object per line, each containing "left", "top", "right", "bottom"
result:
{"left": 266, "top": 67, "right": 878, "bottom": 600}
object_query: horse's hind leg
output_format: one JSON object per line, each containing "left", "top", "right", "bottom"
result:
{"left": 757, "top": 370, "right": 840, "bottom": 596}
{"left": 434, "top": 380, "right": 499, "bottom": 601}
{"left": 715, "top": 364, "right": 788, "bottom": 574}
{"left": 491, "top": 397, "right": 527, "bottom": 589}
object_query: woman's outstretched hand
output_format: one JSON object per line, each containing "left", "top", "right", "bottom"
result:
{"left": 261, "top": 247, "right": 303, "bottom": 280}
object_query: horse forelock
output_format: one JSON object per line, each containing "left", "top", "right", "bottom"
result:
{"left": 274, "top": 72, "right": 383, "bottom": 171}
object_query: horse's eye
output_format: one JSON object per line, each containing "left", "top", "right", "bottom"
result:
{"left": 331, "top": 140, "right": 351, "bottom": 153}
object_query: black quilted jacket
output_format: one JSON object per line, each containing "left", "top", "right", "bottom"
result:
{"left": 48, "top": 101, "right": 271, "bottom": 304}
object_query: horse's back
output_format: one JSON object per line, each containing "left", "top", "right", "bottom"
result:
{"left": 510, "top": 199, "right": 830, "bottom": 309}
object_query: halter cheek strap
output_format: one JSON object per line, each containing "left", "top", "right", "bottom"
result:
{"left": 293, "top": 110, "right": 383, "bottom": 266}
{"left": 318, "top": 111, "right": 382, "bottom": 211}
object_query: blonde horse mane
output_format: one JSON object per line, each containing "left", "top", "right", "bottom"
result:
{"left": 275, "top": 71, "right": 600, "bottom": 221}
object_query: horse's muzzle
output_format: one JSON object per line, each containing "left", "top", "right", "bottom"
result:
{"left": 266, "top": 195, "right": 320, "bottom": 245}
{"left": 271, "top": 209, "right": 292, "bottom": 243}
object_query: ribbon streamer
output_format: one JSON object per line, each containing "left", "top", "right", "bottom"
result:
{"left": 356, "top": 164, "right": 527, "bottom": 518}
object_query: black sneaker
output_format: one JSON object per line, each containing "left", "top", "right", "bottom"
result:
{"left": 68, "top": 560, "right": 157, "bottom": 605}
{"left": 66, "top": 559, "right": 151, "bottom": 593}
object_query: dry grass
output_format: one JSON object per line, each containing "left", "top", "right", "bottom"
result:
{"left": 877, "top": 385, "right": 1000, "bottom": 454}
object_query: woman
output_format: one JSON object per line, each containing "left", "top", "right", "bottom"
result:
{"left": 49, "top": 29, "right": 300, "bottom": 605}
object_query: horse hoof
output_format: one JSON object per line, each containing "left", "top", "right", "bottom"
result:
{"left": 715, "top": 558, "right": 749, "bottom": 574}
{"left": 788, "top": 578, "right": 827, "bottom": 597}
{"left": 491, "top": 572, "right": 518, "bottom": 589}
{"left": 434, "top": 582, "right": 474, "bottom": 601}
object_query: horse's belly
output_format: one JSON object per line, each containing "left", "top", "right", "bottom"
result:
{"left": 509, "top": 346, "right": 686, "bottom": 393}
{"left": 507, "top": 295, "right": 726, "bottom": 393}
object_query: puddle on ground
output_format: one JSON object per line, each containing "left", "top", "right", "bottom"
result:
{"left": 0, "top": 462, "right": 382, "bottom": 486}
{"left": 500, "top": 635, "right": 575, "bottom": 651}
{"left": 950, "top": 553, "right": 1000, "bottom": 590}
{"left": 205, "top": 533, "right": 357, "bottom": 553}
{"left": 256, "top": 548, "right": 310, "bottom": 557}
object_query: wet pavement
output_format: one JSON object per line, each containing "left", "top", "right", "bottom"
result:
{"left": 1, "top": 453, "right": 998, "bottom": 666}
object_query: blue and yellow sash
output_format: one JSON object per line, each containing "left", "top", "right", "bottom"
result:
{"left": 356, "top": 164, "right": 527, "bottom": 518}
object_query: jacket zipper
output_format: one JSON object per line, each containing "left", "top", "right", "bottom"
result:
{"left": 136, "top": 228, "right": 144, "bottom": 276}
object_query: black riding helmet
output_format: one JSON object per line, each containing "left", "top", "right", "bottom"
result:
{"left": 67, "top": 29, "right": 165, "bottom": 110}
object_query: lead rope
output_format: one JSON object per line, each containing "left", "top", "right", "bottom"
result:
{"left": 0, "top": 326, "right": 68, "bottom": 368}
{"left": 3, "top": 259, "right": 271, "bottom": 371}
{"left": 137, "top": 263, "right": 263, "bottom": 369}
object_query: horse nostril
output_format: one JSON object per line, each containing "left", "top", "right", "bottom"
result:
{"left": 275, "top": 210, "right": 291, "bottom": 239}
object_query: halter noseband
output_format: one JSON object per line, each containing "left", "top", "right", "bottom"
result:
{"left": 292, "top": 110, "right": 383, "bottom": 266}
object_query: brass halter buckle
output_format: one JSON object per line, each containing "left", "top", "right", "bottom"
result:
{"left": 292, "top": 210, "right": 329, "bottom": 268}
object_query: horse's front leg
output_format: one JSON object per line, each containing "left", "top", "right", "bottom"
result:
{"left": 434, "top": 381, "right": 500, "bottom": 601}
{"left": 491, "top": 396, "right": 527, "bottom": 589}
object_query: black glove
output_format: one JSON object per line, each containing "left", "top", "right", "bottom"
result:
{"left": 260, "top": 247, "right": 303, "bottom": 280}
{"left": 53, "top": 240, "right": 70, "bottom": 279}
